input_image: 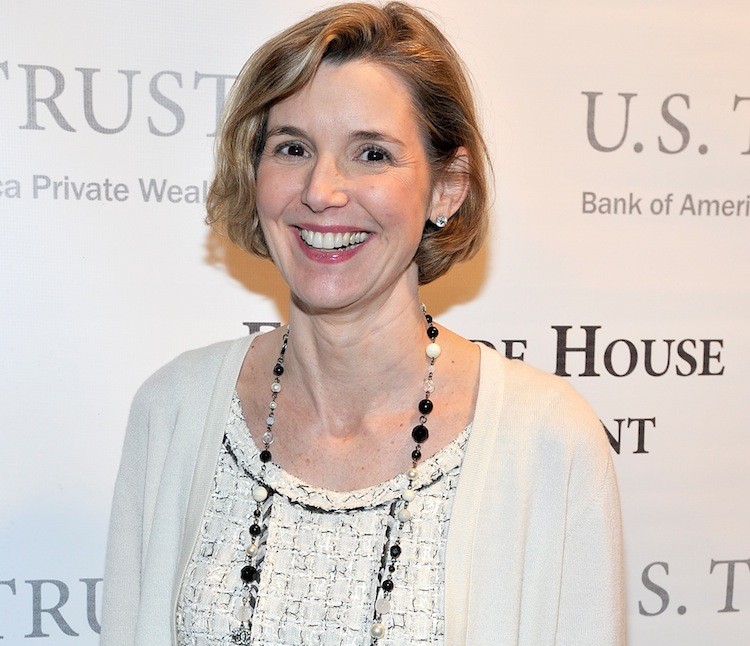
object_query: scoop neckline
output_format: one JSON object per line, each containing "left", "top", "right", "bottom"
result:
{"left": 224, "top": 392, "right": 472, "bottom": 512}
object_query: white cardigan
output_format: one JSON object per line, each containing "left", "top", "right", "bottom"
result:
{"left": 100, "top": 336, "right": 625, "bottom": 645}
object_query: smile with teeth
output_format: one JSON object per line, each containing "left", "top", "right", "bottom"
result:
{"left": 298, "top": 228, "right": 370, "bottom": 250}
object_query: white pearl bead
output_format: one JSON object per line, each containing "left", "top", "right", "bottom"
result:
{"left": 406, "top": 468, "right": 418, "bottom": 480}
{"left": 269, "top": 401, "right": 277, "bottom": 410}
{"left": 426, "top": 342, "right": 441, "bottom": 359}
{"left": 398, "top": 508, "right": 412, "bottom": 523}
{"left": 245, "top": 542, "right": 258, "bottom": 556}
{"left": 235, "top": 605, "right": 251, "bottom": 622}
{"left": 375, "top": 597, "right": 391, "bottom": 615}
{"left": 370, "top": 622, "right": 385, "bottom": 638}
{"left": 402, "top": 489, "right": 416, "bottom": 502}
{"left": 252, "top": 485, "right": 268, "bottom": 502}
{"left": 271, "top": 382, "right": 281, "bottom": 393}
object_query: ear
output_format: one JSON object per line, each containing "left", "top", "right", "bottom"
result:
{"left": 428, "top": 147, "right": 470, "bottom": 226}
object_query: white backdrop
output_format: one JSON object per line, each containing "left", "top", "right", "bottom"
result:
{"left": 1, "top": 1, "right": 748, "bottom": 643}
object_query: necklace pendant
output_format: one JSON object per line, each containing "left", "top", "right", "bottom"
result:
{"left": 230, "top": 623, "right": 252, "bottom": 645}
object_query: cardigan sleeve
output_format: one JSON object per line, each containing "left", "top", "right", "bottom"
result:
{"left": 99, "top": 385, "right": 151, "bottom": 646}
{"left": 555, "top": 438, "right": 626, "bottom": 645}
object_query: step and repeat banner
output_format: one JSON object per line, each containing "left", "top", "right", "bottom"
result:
{"left": 1, "top": 1, "right": 748, "bottom": 644}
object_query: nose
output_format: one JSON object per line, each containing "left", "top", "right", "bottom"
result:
{"left": 301, "top": 155, "right": 348, "bottom": 212}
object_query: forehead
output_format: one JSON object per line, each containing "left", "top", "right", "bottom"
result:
{"left": 266, "top": 60, "right": 422, "bottom": 140}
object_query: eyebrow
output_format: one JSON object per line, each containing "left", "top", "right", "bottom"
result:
{"left": 351, "top": 130, "right": 405, "bottom": 147}
{"left": 266, "top": 125, "right": 405, "bottom": 147}
{"left": 266, "top": 125, "right": 306, "bottom": 139}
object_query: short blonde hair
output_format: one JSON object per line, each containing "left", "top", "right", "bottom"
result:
{"left": 207, "top": 1, "right": 490, "bottom": 285}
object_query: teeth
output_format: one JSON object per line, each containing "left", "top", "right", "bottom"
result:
{"left": 299, "top": 228, "right": 368, "bottom": 250}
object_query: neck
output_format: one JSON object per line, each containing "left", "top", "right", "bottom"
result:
{"left": 280, "top": 295, "right": 430, "bottom": 434}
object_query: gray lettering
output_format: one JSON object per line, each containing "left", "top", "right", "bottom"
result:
{"left": 80, "top": 579, "right": 102, "bottom": 634}
{"left": 733, "top": 95, "right": 750, "bottom": 155}
{"left": 77, "top": 68, "right": 140, "bottom": 134}
{"left": 0, "top": 580, "right": 17, "bottom": 640}
{"left": 710, "top": 558, "right": 750, "bottom": 612}
{"left": 194, "top": 72, "right": 235, "bottom": 137}
{"left": 658, "top": 94, "right": 690, "bottom": 154}
{"left": 149, "top": 71, "right": 185, "bottom": 136}
{"left": 25, "top": 579, "right": 79, "bottom": 637}
{"left": 639, "top": 562, "right": 670, "bottom": 616}
{"left": 18, "top": 64, "right": 75, "bottom": 131}
{"left": 582, "top": 91, "right": 636, "bottom": 152}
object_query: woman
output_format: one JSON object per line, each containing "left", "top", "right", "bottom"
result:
{"left": 101, "top": 3, "right": 624, "bottom": 645}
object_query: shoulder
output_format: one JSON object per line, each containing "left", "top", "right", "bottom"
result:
{"left": 473, "top": 347, "right": 617, "bottom": 521}
{"left": 131, "top": 336, "right": 253, "bottom": 412}
{"left": 479, "top": 347, "right": 611, "bottom": 474}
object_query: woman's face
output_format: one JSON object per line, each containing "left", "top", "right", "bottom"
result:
{"left": 255, "top": 60, "right": 445, "bottom": 314}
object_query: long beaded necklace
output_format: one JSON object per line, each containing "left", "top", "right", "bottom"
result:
{"left": 231, "top": 307, "right": 441, "bottom": 645}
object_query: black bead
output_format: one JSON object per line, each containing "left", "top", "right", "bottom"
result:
{"left": 240, "top": 565, "right": 257, "bottom": 582}
{"left": 427, "top": 326, "right": 439, "bottom": 340}
{"left": 382, "top": 579, "right": 394, "bottom": 592}
{"left": 412, "top": 424, "right": 429, "bottom": 443}
{"left": 249, "top": 523, "right": 262, "bottom": 536}
{"left": 390, "top": 544, "right": 402, "bottom": 558}
{"left": 253, "top": 508, "right": 261, "bottom": 518}
{"left": 273, "top": 364, "right": 284, "bottom": 376}
{"left": 411, "top": 448, "right": 422, "bottom": 461}
{"left": 425, "top": 314, "right": 433, "bottom": 324}
{"left": 388, "top": 565, "right": 396, "bottom": 573}
{"left": 418, "top": 398, "right": 433, "bottom": 415}
{"left": 259, "top": 450, "right": 272, "bottom": 463}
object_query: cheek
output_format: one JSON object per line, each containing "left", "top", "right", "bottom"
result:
{"left": 256, "top": 165, "right": 294, "bottom": 219}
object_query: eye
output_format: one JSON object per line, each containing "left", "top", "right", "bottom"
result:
{"left": 274, "top": 141, "right": 309, "bottom": 158}
{"left": 357, "top": 145, "right": 392, "bottom": 164}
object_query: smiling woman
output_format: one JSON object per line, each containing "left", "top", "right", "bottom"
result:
{"left": 255, "top": 60, "right": 454, "bottom": 313}
{"left": 100, "top": 3, "right": 624, "bottom": 646}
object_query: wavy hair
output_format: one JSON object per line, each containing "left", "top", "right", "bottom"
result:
{"left": 206, "top": 1, "right": 490, "bottom": 284}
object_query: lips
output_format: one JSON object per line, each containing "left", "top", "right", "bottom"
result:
{"left": 298, "top": 228, "right": 370, "bottom": 250}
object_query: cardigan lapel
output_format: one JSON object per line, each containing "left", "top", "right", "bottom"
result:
{"left": 444, "top": 344, "right": 506, "bottom": 645}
